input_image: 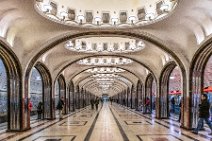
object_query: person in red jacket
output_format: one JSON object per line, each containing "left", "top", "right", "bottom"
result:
{"left": 28, "top": 101, "right": 33, "bottom": 111}
{"left": 145, "top": 97, "right": 151, "bottom": 113}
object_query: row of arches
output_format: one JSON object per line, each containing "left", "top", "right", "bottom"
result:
{"left": 0, "top": 36, "right": 212, "bottom": 131}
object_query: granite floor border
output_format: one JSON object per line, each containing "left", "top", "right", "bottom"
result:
{"left": 110, "top": 107, "right": 129, "bottom": 141}
{"left": 136, "top": 134, "right": 183, "bottom": 141}
{"left": 84, "top": 105, "right": 103, "bottom": 141}
{"left": 113, "top": 104, "right": 201, "bottom": 141}
{"left": 2, "top": 106, "right": 89, "bottom": 141}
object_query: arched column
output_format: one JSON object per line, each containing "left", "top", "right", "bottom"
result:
{"left": 57, "top": 75, "right": 67, "bottom": 114}
{"left": 68, "top": 81, "right": 75, "bottom": 112}
{"left": 80, "top": 88, "right": 84, "bottom": 108}
{"left": 130, "top": 85, "right": 134, "bottom": 109}
{"left": 75, "top": 85, "right": 80, "bottom": 109}
{"left": 144, "top": 74, "right": 154, "bottom": 114}
{"left": 135, "top": 81, "right": 142, "bottom": 111}
{"left": 0, "top": 40, "right": 22, "bottom": 131}
{"left": 127, "top": 87, "right": 130, "bottom": 107}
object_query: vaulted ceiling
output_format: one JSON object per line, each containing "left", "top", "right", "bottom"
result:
{"left": 1, "top": 0, "right": 212, "bottom": 96}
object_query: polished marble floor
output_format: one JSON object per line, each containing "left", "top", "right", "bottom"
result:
{"left": 0, "top": 103, "right": 211, "bottom": 141}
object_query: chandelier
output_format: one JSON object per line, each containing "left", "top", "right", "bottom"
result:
{"left": 78, "top": 57, "right": 133, "bottom": 66}
{"left": 65, "top": 37, "right": 145, "bottom": 53}
{"left": 92, "top": 73, "right": 118, "bottom": 78}
{"left": 86, "top": 67, "right": 125, "bottom": 73}
{"left": 35, "top": 0, "right": 178, "bottom": 28}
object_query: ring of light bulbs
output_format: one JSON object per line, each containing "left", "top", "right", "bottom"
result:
{"left": 78, "top": 57, "right": 133, "bottom": 66}
{"left": 65, "top": 39, "right": 145, "bottom": 53}
{"left": 90, "top": 73, "right": 120, "bottom": 91}
{"left": 35, "top": 0, "right": 178, "bottom": 28}
{"left": 86, "top": 67, "right": 125, "bottom": 73}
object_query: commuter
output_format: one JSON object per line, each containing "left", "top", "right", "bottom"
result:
{"left": 145, "top": 97, "right": 151, "bottom": 113}
{"left": 95, "top": 97, "right": 99, "bottom": 111}
{"left": 210, "top": 103, "right": 212, "bottom": 121}
{"left": 57, "top": 96, "right": 65, "bottom": 120}
{"left": 192, "top": 94, "right": 212, "bottom": 135}
{"left": 28, "top": 100, "right": 33, "bottom": 112}
{"left": 90, "top": 98, "right": 94, "bottom": 110}
{"left": 100, "top": 98, "right": 103, "bottom": 107}
{"left": 123, "top": 99, "right": 126, "bottom": 106}
{"left": 37, "top": 102, "right": 43, "bottom": 119}
{"left": 110, "top": 97, "right": 113, "bottom": 105}
{"left": 178, "top": 98, "right": 183, "bottom": 122}
{"left": 171, "top": 97, "right": 175, "bottom": 113}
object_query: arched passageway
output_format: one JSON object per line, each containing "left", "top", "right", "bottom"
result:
{"left": 159, "top": 61, "right": 183, "bottom": 119}
{"left": 29, "top": 63, "right": 52, "bottom": 122}
{"left": 203, "top": 56, "right": 212, "bottom": 121}
{"left": 190, "top": 40, "right": 212, "bottom": 128}
{"left": 29, "top": 67, "right": 43, "bottom": 120}
{"left": 168, "top": 66, "right": 182, "bottom": 120}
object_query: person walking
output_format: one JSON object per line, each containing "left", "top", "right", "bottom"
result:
{"left": 95, "top": 97, "right": 99, "bottom": 111}
{"left": 171, "top": 97, "right": 175, "bottom": 113}
{"left": 110, "top": 97, "right": 113, "bottom": 105}
{"left": 90, "top": 98, "right": 94, "bottom": 110}
{"left": 192, "top": 94, "right": 212, "bottom": 135}
{"left": 100, "top": 97, "right": 103, "bottom": 107}
{"left": 28, "top": 100, "right": 33, "bottom": 112}
{"left": 178, "top": 98, "right": 183, "bottom": 122}
{"left": 57, "top": 96, "right": 65, "bottom": 120}
{"left": 37, "top": 102, "right": 43, "bottom": 119}
{"left": 145, "top": 97, "right": 151, "bottom": 113}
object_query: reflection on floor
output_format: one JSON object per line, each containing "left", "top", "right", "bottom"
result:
{"left": 0, "top": 103, "right": 210, "bottom": 141}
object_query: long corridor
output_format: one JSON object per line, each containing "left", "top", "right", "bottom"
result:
{"left": 0, "top": 102, "right": 210, "bottom": 141}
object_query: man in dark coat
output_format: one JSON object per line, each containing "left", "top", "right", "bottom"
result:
{"left": 57, "top": 96, "right": 65, "bottom": 120}
{"left": 90, "top": 98, "right": 94, "bottom": 110}
{"left": 37, "top": 102, "right": 43, "bottom": 119}
{"left": 95, "top": 97, "right": 99, "bottom": 111}
{"left": 192, "top": 94, "right": 212, "bottom": 135}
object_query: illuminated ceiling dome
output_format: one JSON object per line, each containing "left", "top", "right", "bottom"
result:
{"left": 35, "top": 0, "right": 178, "bottom": 28}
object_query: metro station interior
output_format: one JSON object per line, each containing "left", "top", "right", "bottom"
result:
{"left": 0, "top": 0, "right": 212, "bottom": 140}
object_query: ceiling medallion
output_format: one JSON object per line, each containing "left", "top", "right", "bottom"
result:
{"left": 65, "top": 37, "right": 145, "bottom": 53}
{"left": 35, "top": 0, "right": 178, "bottom": 28}
{"left": 77, "top": 57, "right": 133, "bottom": 66}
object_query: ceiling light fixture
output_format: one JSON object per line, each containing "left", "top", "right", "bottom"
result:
{"left": 35, "top": 0, "right": 178, "bottom": 28}
{"left": 78, "top": 57, "right": 133, "bottom": 66}
{"left": 65, "top": 38, "right": 145, "bottom": 53}
{"left": 86, "top": 67, "right": 125, "bottom": 73}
